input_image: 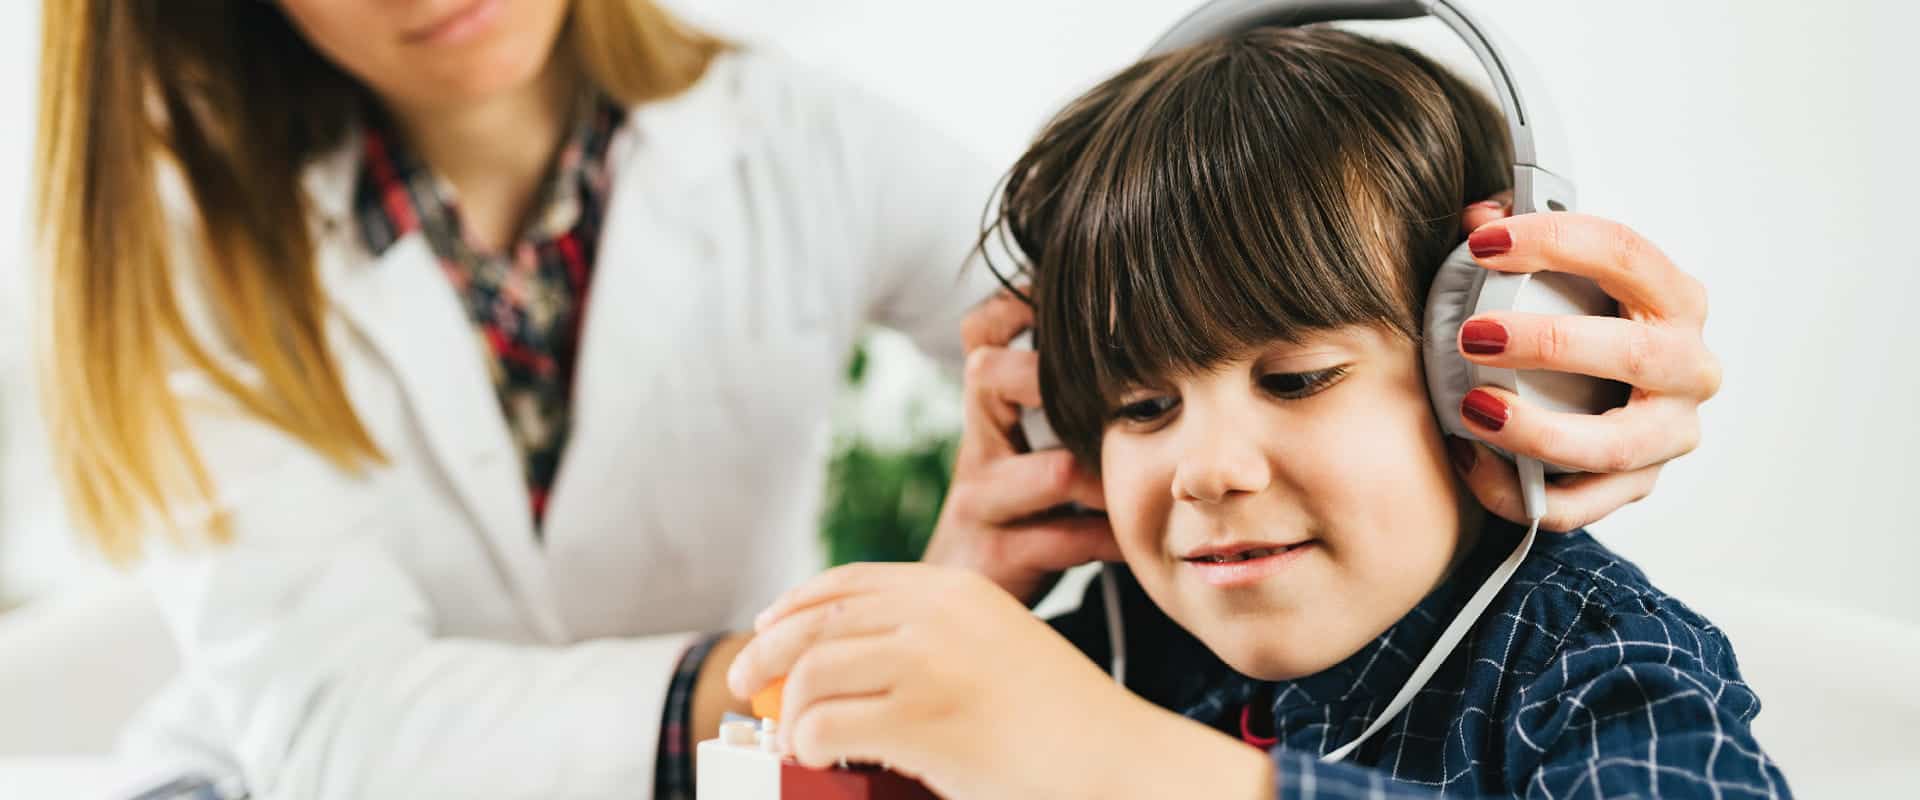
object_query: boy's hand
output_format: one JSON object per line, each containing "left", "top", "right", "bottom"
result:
{"left": 725, "top": 562, "right": 1269, "bottom": 800}
{"left": 922, "top": 291, "right": 1120, "bottom": 604}
{"left": 1451, "top": 197, "right": 1721, "bottom": 532}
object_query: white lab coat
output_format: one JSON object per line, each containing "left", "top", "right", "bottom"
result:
{"left": 125, "top": 49, "right": 1002, "bottom": 799}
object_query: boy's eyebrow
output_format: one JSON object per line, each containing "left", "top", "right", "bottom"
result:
{"left": 1257, "top": 346, "right": 1351, "bottom": 364}
{"left": 1247, "top": 323, "right": 1396, "bottom": 360}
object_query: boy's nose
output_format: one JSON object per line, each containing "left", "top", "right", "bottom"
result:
{"left": 1171, "top": 435, "right": 1272, "bottom": 504}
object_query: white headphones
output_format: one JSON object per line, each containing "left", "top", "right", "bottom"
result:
{"left": 1014, "top": 0, "right": 1624, "bottom": 763}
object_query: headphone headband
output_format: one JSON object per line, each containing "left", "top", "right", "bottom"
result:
{"left": 1144, "top": 0, "right": 1576, "bottom": 215}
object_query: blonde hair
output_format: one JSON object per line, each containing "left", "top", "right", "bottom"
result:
{"left": 35, "top": 1, "right": 726, "bottom": 561}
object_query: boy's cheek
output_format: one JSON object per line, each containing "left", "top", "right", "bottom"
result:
{"left": 1097, "top": 440, "right": 1172, "bottom": 556}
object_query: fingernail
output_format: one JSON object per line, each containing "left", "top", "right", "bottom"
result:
{"left": 1472, "top": 199, "right": 1507, "bottom": 210}
{"left": 1468, "top": 226, "right": 1512, "bottom": 259}
{"left": 1462, "top": 389, "right": 1509, "bottom": 432}
{"left": 1445, "top": 436, "right": 1477, "bottom": 475}
{"left": 1460, "top": 319, "right": 1508, "bottom": 356}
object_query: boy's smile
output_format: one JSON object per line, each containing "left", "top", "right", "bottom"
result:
{"left": 1099, "top": 325, "right": 1481, "bottom": 681}
{"left": 1180, "top": 539, "right": 1318, "bottom": 587}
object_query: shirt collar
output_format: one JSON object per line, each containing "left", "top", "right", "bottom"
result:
{"left": 299, "top": 50, "right": 755, "bottom": 272}
{"left": 351, "top": 90, "right": 626, "bottom": 259}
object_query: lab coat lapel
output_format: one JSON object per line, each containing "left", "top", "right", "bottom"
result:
{"left": 566, "top": 113, "right": 733, "bottom": 430}
{"left": 535, "top": 72, "right": 774, "bottom": 634}
{"left": 543, "top": 75, "right": 745, "bottom": 539}
{"left": 308, "top": 141, "right": 570, "bottom": 643}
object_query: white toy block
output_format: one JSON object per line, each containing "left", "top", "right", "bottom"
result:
{"left": 697, "top": 736, "right": 782, "bottom": 799}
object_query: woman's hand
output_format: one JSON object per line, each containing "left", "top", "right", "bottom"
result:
{"left": 920, "top": 292, "right": 1120, "bottom": 604}
{"left": 1449, "top": 201, "right": 1723, "bottom": 531}
{"left": 725, "top": 563, "right": 1270, "bottom": 800}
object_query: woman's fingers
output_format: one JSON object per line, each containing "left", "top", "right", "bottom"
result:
{"left": 946, "top": 448, "right": 1101, "bottom": 527}
{"left": 1448, "top": 437, "right": 1525, "bottom": 526}
{"left": 729, "top": 591, "right": 902, "bottom": 699}
{"left": 964, "top": 347, "right": 1043, "bottom": 411}
{"left": 1468, "top": 213, "right": 1708, "bottom": 325}
{"left": 930, "top": 309, "right": 1111, "bottom": 601}
{"left": 1460, "top": 312, "right": 1722, "bottom": 399}
{"left": 1458, "top": 387, "right": 1702, "bottom": 474}
{"left": 958, "top": 346, "right": 1041, "bottom": 466}
{"left": 1453, "top": 213, "right": 1718, "bottom": 529}
{"left": 960, "top": 289, "right": 1034, "bottom": 353}
{"left": 1537, "top": 466, "right": 1662, "bottom": 532}
{"left": 998, "top": 515, "right": 1123, "bottom": 573}
{"left": 1460, "top": 191, "right": 1513, "bottom": 232}
{"left": 955, "top": 345, "right": 1099, "bottom": 515}
{"left": 1449, "top": 437, "right": 1661, "bottom": 531}
{"left": 945, "top": 288, "right": 1119, "bottom": 600}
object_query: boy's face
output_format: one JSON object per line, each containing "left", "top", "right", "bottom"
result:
{"left": 1099, "top": 324, "right": 1478, "bottom": 681}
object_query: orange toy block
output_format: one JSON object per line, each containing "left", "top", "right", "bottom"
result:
{"left": 753, "top": 676, "right": 786, "bottom": 721}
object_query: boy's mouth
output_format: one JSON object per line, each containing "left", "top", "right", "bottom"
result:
{"left": 1181, "top": 541, "right": 1316, "bottom": 587}
{"left": 1186, "top": 545, "right": 1295, "bottom": 563}
{"left": 1182, "top": 540, "right": 1309, "bottom": 562}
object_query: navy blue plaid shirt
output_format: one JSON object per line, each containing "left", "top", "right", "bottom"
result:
{"left": 1050, "top": 521, "right": 1791, "bottom": 799}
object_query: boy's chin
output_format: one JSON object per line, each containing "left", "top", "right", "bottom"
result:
{"left": 1167, "top": 595, "right": 1390, "bottom": 681}
{"left": 1218, "top": 646, "right": 1351, "bottom": 682}
{"left": 1206, "top": 626, "right": 1375, "bottom": 682}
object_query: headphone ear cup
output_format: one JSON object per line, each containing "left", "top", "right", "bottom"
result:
{"left": 1423, "top": 242, "right": 1488, "bottom": 443}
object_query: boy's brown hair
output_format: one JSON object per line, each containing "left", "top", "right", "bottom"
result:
{"left": 985, "top": 26, "right": 1512, "bottom": 465}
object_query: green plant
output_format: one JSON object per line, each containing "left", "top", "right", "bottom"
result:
{"left": 818, "top": 336, "right": 961, "bottom": 565}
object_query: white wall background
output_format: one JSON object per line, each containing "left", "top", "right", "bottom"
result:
{"left": 1, "top": 0, "right": 1916, "bottom": 630}
{"left": 0, "top": 1, "right": 57, "bottom": 605}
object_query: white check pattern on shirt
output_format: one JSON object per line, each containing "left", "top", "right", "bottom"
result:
{"left": 1053, "top": 525, "right": 1792, "bottom": 799}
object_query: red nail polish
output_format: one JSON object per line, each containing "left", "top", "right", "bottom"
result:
{"left": 1445, "top": 436, "right": 1477, "bottom": 475}
{"left": 1468, "top": 227, "right": 1512, "bottom": 259}
{"left": 1460, "top": 319, "right": 1508, "bottom": 355}
{"left": 1462, "top": 389, "right": 1509, "bottom": 432}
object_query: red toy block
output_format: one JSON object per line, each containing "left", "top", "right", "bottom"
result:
{"left": 780, "top": 761, "right": 940, "bottom": 800}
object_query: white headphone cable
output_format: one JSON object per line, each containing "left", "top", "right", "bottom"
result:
{"left": 1322, "top": 456, "right": 1547, "bottom": 762}
{"left": 1101, "top": 564, "right": 1128, "bottom": 687}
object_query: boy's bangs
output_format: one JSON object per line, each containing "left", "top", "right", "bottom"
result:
{"left": 998, "top": 26, "right": 1511, "bottom": 462}
{"left": 1052, "top": 46, "right": 1418, "bottom": 405}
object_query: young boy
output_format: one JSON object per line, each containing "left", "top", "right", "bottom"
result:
{"left": 729, "top": 26, "right": 1787, "bottom": 799}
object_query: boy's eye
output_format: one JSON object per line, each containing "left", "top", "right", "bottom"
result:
{"left": 1259, "top": 367, "right": 1347, "bottom": 399}
{"left": 1115, "top": 395, "right": 1179, "bottom": 423}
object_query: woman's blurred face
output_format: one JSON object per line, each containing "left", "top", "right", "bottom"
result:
{"left": 276, "top": 0, "right": 571, "bottom": 111}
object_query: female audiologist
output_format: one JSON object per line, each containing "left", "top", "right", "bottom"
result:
{"left": 31, "top": 1, "right": 1720, "bottom": 797}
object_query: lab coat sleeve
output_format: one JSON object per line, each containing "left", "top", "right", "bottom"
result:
{"left": 137, "top": 380, "right": 693, "bottom": 799}
{"left": 126, "top": 163, "right": 697, "bottom": 800}
{"left": 823, "top": 70, "right": 1008, "bottom": 372}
